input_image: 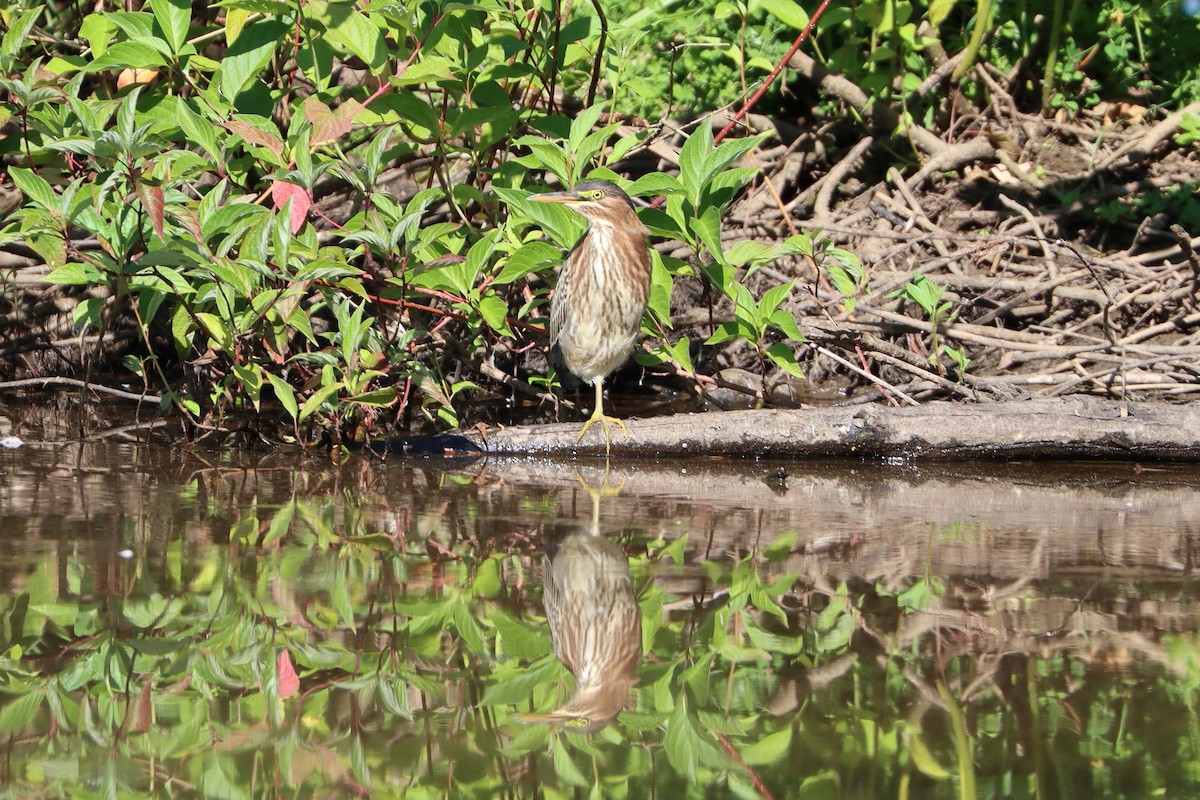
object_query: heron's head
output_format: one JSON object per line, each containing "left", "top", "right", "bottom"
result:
{"left": 528, "top": 180, "right": 639, "bottom": 227}
{"left": 515, "top": 675, "right": 637, "bottom": 735}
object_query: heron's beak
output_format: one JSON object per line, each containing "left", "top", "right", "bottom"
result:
{"left": 515, "top": 710, "right": 574, "bottom": 724}
{"left": 516, "top": 710, "right": 609, "bottom": 733}
{"left": 528, "top": 190, "right": 581, "bottom": 204}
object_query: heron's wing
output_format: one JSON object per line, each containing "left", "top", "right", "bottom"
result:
{"left": 548, "top": 251, "right": 582, "bottom": 388}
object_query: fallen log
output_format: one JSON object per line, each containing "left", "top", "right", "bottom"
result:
{"left": 380, "top": 397, "right": 1200, "bottom": 461}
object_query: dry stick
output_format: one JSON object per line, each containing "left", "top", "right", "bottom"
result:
{"left": 1171, "top": 223, "right": 1200, "bottom": 303}
{"left": 970, "top": 269, "right": 1089, "bottom": 327}
{"left": 870, "top": 267, "right": 1179, "bottom": 308}
{"left": 887, "top": 168, "right": 952, "bottom": 260}
{"left": 810, "top": 343, "right": 920, "bottom": 406}
{"left": 1096, "top": 101, "right": 1200, "bottom": 172}
{"left": 1116, "top": 311, "right": 1200, "bottom": 346}
{"left": 1048, "top": 353, "right": 1196, "bottom": 397}
{"left": 812, "top": 136, "right": 874, "bottom": 220}
{"left": 854, "top": 303, "right": 1049, "bottom": 351}
{"left": 1055, "top": 238, "right": 1117, "bottom": 345}
{"left": 804, "top": 320, "right": 1009, "bottom": 398}
{"left": 0, "top": 376, "right": 162, "bottom": 404}
{"left": 995, "top": 195, "right": 1052, "bottom": 262}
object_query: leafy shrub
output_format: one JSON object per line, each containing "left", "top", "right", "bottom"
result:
{"left": 0, "top": 0, "right": 826, "bottom": 443}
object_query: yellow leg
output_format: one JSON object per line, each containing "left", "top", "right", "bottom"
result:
{"left": 576, "top": 467, "right": 627, "bottom": 533}
{"left": 576, "top": 379, "right": 627, "bottom": 454}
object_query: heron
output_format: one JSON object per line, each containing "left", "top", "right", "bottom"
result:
{"left": 529, "top": 180, "right": 652, "bottom": 453}
{"left": 518, "top": 473, "right": 642, "bottom": 733}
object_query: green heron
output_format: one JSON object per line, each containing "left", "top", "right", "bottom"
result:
{"left": 529, "top": 180, "right": 652, "bottom": 452}
{"left": 518, "top": 475, "right": 642, "bottom": 733}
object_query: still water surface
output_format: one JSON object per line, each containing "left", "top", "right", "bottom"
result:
{"left": 2, "top": 430, "right": 1199, "bottom": 798}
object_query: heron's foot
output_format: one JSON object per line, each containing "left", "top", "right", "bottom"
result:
{"left": 575, "top": 467, "right": 627, "bottom": 498}
{"left": 577, "top": 411, "right": 627, "bottom": 454}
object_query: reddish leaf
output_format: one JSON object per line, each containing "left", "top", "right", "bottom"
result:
{"left": 304, "top": 96, "right": 358, "bottom": 147}
{"left": 125, "top": 680, "right": 154, "bottom": 733}
{"left": 139, "top": 182, "right": 165, "bottom": 240}
{"left": 271, "top": 180, "right": 311, "bottom": 234}
{"left": 223, "top": 120, "right": 284, "bottom": 159}
{"left": 277, "top": 649, "right": 300, "bottom": 698}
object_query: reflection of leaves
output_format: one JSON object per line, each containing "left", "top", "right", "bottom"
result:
{"left": 896, "top": 577, "right": 945, "bottom": 613}
{"left": 492, "top": 611, "right": 553, "bottom": 659}
{"left": 741, "top": 725, "right": 792, "bottom": 766}
{"left": 481, "top": 655, "right": 563, "bottom": 707}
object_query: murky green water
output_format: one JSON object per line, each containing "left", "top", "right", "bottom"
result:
{"left": 2, "top": 423, "right": 1200, "bottom": 798}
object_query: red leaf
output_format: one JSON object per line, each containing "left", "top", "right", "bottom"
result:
{"left": 223, "top": 120, "right": 284, "bottom": 158}
{"left": 139, "top": 183, "right": 165, "bottom": 240}
{"left": 271, "top": 180, "right": 311, "bottom": 234}
{"left": 304, "top": 96, "right": 361, "bottom": 147}
{"left": 277, "top": 649, "right": 300, "bottom": 698}
{"left": 125, "top": 679, "right": 154, "bottom": 733}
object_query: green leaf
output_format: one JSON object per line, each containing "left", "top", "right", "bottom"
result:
{"left": 2, "top": 7, "right": 43, "bottom": 57}
{"left": 663, "top": 696, "right": 728, "bottom": 782}
{"left": 149, "top": 0, "right": 190, "bottom": 54}
{"left": 310, "top": 1, "right": 386, "bottom": 70}
{"left": 79, "top": 14, "right": 118, "bottom": 58}
{"left": 495, "top": 241, "right": 559, "bottom": 284}
{"left": 725, "top": 240, "right": 776, "bottom": 267}
{"left": 769, "top": 308, "right": 806, "bottom": 342}
{"left": 765, "top": 342, "right": 804, "bottom": 377}
{"left": 679, "top": 123, "right": 714, "bottom": 206}
{"left": 88, "top": 38, "right": 171, "bottom": 70}
{"left": 479, "top": 656, "right": 561, "bottom": 706}
{"left": 45, "top": 263, "right": 98, "bottom": 286}
{"left": 298, "top": 380, "right": 342, "bottom": 421}
{"left": 0, "top": 691, "right": 43, "bottom": 734}
{"left": 232, "top": 363, "right": 263, "bottom": 409}
{"left": 552, "top": 738, "right": 590, "bottom": 787}
{"left": 8, "top": 167, "right": 58, "bottom": 213}
{"left": 691, "top": 205, "right": 726, "bottom": 269}
{"left": 174, "top": 99, "right": 221, "bottom": 162}
{"left": 758, "top": 281, "right": 794, "bottom": 316}
{"left": 217, "top": 18, "right": 289, "bottom": 101}
{"left": 345, "top": 387, "right": 396, "bottom": 407}
{"left": 568, "top": 104, "right": 605, "bottom": 155}
{"left": 452, "top": 601, "right": 487, "bottom": 656}
{"left": 927, "top": 0, "right": 958, "bottom": 27}
{"left": 477, "top": 293, "right": 513, "bottom": 336}
{"left": 626, "top": 173, "right": 684, "bottom": 197}
{"left": 756, "top": 0, "right": 810, "bottom": 29}
{"left": 492, "top": 612, "right": 552, "bottom": 660}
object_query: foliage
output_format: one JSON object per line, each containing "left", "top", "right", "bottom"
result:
{"left": 891, "top": 273, "right": 971, "bottom": 375}
{"left": 0, "top": 0, "right": 826, "bottom": 443}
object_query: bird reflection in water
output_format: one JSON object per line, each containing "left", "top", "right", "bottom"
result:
{"left": 518, "top": 473, "right": 643, "bottom": 734}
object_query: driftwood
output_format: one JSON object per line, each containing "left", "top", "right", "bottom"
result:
{"left": 406, "top": 396, "right": 1200, "bottom": 460}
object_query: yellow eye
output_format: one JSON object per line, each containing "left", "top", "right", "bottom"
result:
{"left": 582, "top": 190, "right": 604, "bottom": 200}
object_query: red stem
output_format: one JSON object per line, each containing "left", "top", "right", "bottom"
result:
{"left": 713, "top": 0, "right": 834, "bottom": 146}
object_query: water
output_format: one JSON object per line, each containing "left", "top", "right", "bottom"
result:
{"left": 2, "top": 423, "right": 1199, "bottom": 798}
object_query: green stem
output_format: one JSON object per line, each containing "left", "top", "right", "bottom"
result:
{"left": 937, "top": 679, "right": 976, "bottom": 800}
{"left": 951, "top": 0, "right": 995, "bottom": 84}
{"left": 1041, "top": 0, "right": 1066, "bottom": 113}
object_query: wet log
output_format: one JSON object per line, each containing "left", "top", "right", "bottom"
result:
{"left": 429, "top": 397, "right": 1200, "bottom": 461}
